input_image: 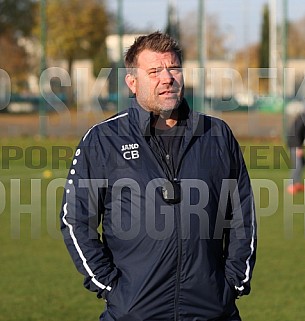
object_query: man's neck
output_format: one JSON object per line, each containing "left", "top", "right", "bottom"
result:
{"left": 152, "top": 109, "right": 179, "bottom": 130}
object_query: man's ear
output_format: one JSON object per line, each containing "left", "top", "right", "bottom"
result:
{"left": 125, "top": 74, "right": 136, "bottom": 94}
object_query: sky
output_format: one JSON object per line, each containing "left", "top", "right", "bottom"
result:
{"left": 106, "top": 0, "right": 305, "bottom": 50}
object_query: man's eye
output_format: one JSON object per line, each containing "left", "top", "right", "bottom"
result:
{"left": 148, "top": 67, "right": 182, "bottom": 77}
{"left": 148, "top": 69, "right": 160, "bottom": 77}
{"left": 169, "top": 68, "right": 182, "bottom": 74}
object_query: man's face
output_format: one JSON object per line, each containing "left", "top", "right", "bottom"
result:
{"left": 125, "top": 49, "right": 184, "bottom": 114}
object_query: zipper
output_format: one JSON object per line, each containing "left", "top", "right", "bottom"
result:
{"left": 141, "top": 118, "right": 191, "bottom": 320}
{"left": 162, "top": 151, "right": 182, "bottom": 320}
{"left": 174, "top": 197, "right": 182, "bottom": 321}
{"left": 159, "top": 153, "right": 182, "bottom": 320}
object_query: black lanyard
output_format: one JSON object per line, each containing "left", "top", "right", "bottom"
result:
{"left": 148, "top": 122, "right": 186, "bottom": 204}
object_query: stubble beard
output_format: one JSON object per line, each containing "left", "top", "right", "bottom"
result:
{"left": 154, "top": 87, "right": 184, "bottom": 117}
{"left": 137, "top": 86, "right": 184, "bottom": 117}
{"left": 158, "top": 99, "right": 181, "bottom": 119}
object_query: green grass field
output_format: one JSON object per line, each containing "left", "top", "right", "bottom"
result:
{"left": 0, "top": 137, "right": 304, "bottom": 321}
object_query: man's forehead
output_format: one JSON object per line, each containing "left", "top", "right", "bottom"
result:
{"left": 137, "top": 49, "right": 180, "bottom": 67}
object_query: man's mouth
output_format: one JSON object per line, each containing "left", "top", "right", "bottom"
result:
{"left": 159, "top": 90, "right": 178, "bottom": 96}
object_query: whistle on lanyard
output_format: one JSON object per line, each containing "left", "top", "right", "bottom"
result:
{"left": 161, "top": 179, "right": 181, "bottom": 204}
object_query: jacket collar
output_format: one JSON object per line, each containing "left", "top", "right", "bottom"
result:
{"left": 128, "top": 97, "right": 196, "bottom": 136}
{"left": 129, "top": 98, "right": 152, "bottom": 136}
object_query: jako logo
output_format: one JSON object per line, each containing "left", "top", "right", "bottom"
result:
{"left": 121, "top": 143, "right": 140, "bottom": 160}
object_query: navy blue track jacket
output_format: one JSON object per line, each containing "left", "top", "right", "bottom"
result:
{"left": 60, "top": 99, "right": 256, "bottom": 321}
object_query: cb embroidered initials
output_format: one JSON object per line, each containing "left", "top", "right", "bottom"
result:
{"left": 121, "top": 143, "right": 140, "bottom": 160}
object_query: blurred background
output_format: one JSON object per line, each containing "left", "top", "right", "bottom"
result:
{"left": 1, "top": 0, "right": 305, "bottom": 138}
{"left": 1, "top": 2, "right": 305, "bottom": 321}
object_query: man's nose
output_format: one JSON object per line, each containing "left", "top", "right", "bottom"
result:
{"left": 159, "top": 68, "right": 174, "bottom": 83}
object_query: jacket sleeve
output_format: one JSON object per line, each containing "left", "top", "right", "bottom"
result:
{"left": 60, "top": 127, "right": 118, "bottom": 298}
{"left": 224, "top": 128, "right": 257, "bottom": 297}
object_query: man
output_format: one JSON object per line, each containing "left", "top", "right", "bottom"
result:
{"left": 60, "top": 32, "right": 256, "bottom": 321}
{"left": 286, "top": 111, "right": 305, "bottom": 194}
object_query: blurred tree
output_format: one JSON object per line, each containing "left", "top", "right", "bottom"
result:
{"left": 0, "top": 0, "right": 36, "bottom": 37}
{"left": 165, "top": 0, "right": 180, "bottom": 42}
{"left": 288, "top": 17, "right": 305, "bottom": 58}
{"left": 234, "top": 43, "right": 260, "bottom": 94}
{"left": 259, "top": 4, "right": 269, "bottom": 69}
{"left": 45, "top": 0, "right": 109, "bottom": 104}
{"left": 0, "top": 0, "right": 37, "bottom": 91}
{"left": 258, "top": 4, "right": 270, "bottom": 93}
{"left": 180, "top": 11, "right": 227, "bottom": 61}
{"left": 235, "top": 43, "right": 260, "bottom": 70}
{"left": 0, "top": 32, "right": 29, "bottom": 91}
